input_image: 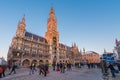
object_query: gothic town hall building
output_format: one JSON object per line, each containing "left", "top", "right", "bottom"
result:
{"left": 7, "top": 8, "right": 81, "bottom": 67}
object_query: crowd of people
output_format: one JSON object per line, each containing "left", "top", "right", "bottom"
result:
{"left": 0, "top": 63, "right": 17, "bottom": 78}
{"left": 27, "top": 61, "right": 103, "bottom": 77}
{"left": 28, "top": 62, "right": 73, "bottom": 77}
{"left": 0, "top": 61, "right": 103, "bottom": 79}
{"left": 29, "top": 63, "right": 49, "bottom": 76}
{"left": 0, "top": 61, "right": 120, "bottom": 79}
{"left": 101, "top": 60, "right": 120, "bottom": 78}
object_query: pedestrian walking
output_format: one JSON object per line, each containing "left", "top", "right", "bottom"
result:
{"left": 62, "top": 63, "right": 66, "bottom": 73}
{"left": 33, "top": 63, "right": 37, "bottom": 72}
{"left": 101, "top": 60, "right": 108, "bottom": 75}
{"left": 52, "top": 62, "right": 56, "bottom": 71}
{"left": 0, "top": 65, "right": 3, "bottom": 78}
{"left": 56, "top": 63, "right": 60, "bottom": 72}
{"left": 117, "top": 63, "right": 120, "bottom": 71}
{"left": 43, "top": 64, "right": 49, "bottom": 76}
{"left": 29, "top": 64, "right": 33, "bottom": 75}
{"left": 38, "top": 63, "right": 44, "bottom": 75}
{"left": 9, "top": 63, "right": 16, "bottom": 75}
{"left": 8, "top": 64, "right": 12, "bottom": 71}
{"left": 60, "top": 62, "right": 62, "bottom": 73}
{"left": 2, "top": 65, "right": 7, "bottom": 77}
{"left": 69, "top": 63, "right": 72, "bottom": 71}
{"left": 108, "top": 63, "right": 116, "bottom": 78}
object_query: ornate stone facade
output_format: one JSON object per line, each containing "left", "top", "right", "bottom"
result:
{"left": 81, "top": 51, "right": 100, "bottom": 64}
{"left": 7, "top": 8, "right": 81, "bottom": 67}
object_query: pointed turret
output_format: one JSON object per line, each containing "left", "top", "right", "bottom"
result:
{"left": 73, "top": 43, "right": 77, "bottom": 48}
{"left": 45, "top": 7, "right": 59, "bottom": 45}
{"left": 45, "top": 7, "right": 59, "bottom": 64}
{"left": 21, "top": 15, "right": 25, "bottom": 24}
{"left": 72, "top": 43, "right": 79, "bottom": 54}
{"left": 47, "top": 7, "right": 57, "bottom": 32}
{"left": 16, "top": 15, "right": 26, "bottom": 37}
{"left": 49, "top": 7, "right": 55, "bottom": 19}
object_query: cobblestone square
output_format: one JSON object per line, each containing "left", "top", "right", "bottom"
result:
{"left": 0, "top": 67, "right": 104, "bottom": 80}
{"left": 1, "top": 65, "right": 120, "bottom": 80}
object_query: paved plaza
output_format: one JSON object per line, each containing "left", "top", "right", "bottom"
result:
{"left": 1, "top": 66, "right": 120, "bottom": 80}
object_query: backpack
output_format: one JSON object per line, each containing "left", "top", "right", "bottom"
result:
{"left": 0, "top": 67, "right": 3, "bottom": 73}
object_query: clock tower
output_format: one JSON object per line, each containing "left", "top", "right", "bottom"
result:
{"left": 45, "top": 7, "right": 59, "bottom": 64}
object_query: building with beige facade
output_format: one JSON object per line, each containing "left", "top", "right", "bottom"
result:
{"left": 7, "top": 7, "right": 81, "bottom": 67}
{"left": 81, "top": 51, "right": 100, "bottom": 64}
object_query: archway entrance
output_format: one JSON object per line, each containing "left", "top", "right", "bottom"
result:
{"left": 46, "top": 60, "right": 49, "bottom": 65}
{"left": 39, "top": 60, "right": 43, "bottom": 64}
{"left": 32, "top": 60, "right": 37, "bottom": 64}
{"left": 22, "top": 59, "right": 30, "bottom": 67}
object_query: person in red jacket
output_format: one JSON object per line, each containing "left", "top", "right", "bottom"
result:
{"left": 0, "top": 65, "right": 3, "bottom": 78}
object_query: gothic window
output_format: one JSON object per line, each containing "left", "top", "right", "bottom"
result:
{"left": 32, "top": 53, "right": 36, "bottom": 57}
{"left": 17, "top": 53, "right": 20, "bottom": 57}
{"left": 23, "top": 53, "right": 27, "bottom": 57}
{"left": 39, "top": 54, "right": 42, "bottom": 57}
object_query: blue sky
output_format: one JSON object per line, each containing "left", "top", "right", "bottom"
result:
{"left": 0, "top": 0, "right": 120, "bottom": 60}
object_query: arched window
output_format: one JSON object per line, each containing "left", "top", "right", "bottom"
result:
{"left": 22, "top": 59, "right": 30, "bottom": 67}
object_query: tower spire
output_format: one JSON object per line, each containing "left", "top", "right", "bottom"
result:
{"left": 45, "top": 7, "right": 59, "bottom": 44}
{"left": 49, "top": 7, "right": 55, "bottom": 19}
{"left": 45, "top": 7, "right": 59, "bottom": 64}
{"left": 46, "top": 7, "right": 57, "bottom": 32}
{"left": 16, "top": 15, "right": 26, "bottom": 37}
{"left": 21, "top": 14, "right": 25, "bottom": 24}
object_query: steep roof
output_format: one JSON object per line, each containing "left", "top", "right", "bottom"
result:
{"left": 59, "top": 43, "right": 66, "bottom": 48}
{"left": 59, "top": 43, "right": 72, "bottom": 50}
{"left": 66, "top": 46, "right": 72, "bottom": 50}
{"left": 85, "top": 51, "right": 99, "bottom": 54}
{"left": 25, "top": 31, "right": 47, "bottom": 43}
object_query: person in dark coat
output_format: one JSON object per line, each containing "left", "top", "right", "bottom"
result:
{"left": 9, "top": 63, "right": 16, "bottom": 75}
{"left": 38, "top": 63, "right": 44, "bottom": 75}
{"left": 0, "top": 65, "right": 3, "bottom": 78}
{"left": 44, "top": 64, "right": 49, "bottom": 76}
{"left": 56, "top": 63, "right": 60, "bottom": 71}
{"left": 2, "top": 65, "right": 7, "bottom": 77}
{"left": 59, "top": 62, "right": 62, "bottom": 73}
{"left": 8, "top": 64, "right": 12, "bottom": 71}
{"left": 100, "top": 60, "right": 108, "bottom": 75}
{"left": 108, "top": 63, "right": 116, "bottom": 77}
{"left": 52, "top": 63, "right": 56, "bottom": 71}
{"left": 117, "top": 63, "right": 120, "bottom": 71}
{"left": 62, "top": 63, "right": 66, "bottom": 73}
{"left": 29, "top": 64, "right": 33, "bottom": 75}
